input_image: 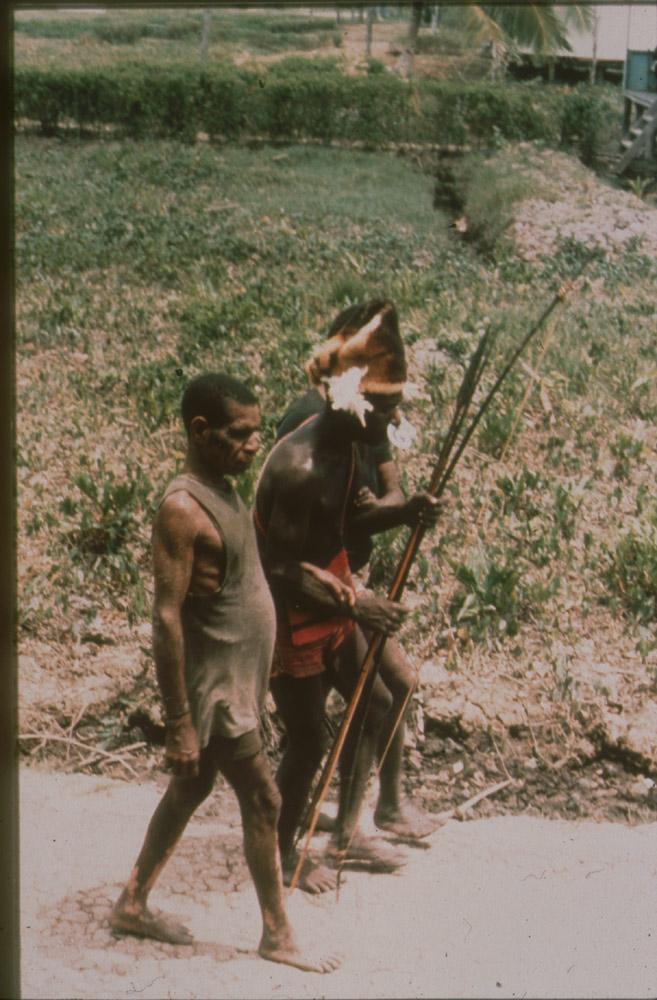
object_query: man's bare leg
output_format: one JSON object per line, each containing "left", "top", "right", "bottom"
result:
{"left": 270, "top": 674, "right": 337, "bottom": 894}
{"left": 220, "top": 752, "right": 340, "bottom": 973}
{"left": 327, "top": 629, "right": 406, "bottom": 872}
{"left": 111, "top": 756, "right": 217, "bottom": 945}
{"left": 373, "top": 636, "right": 440, "bottom": 843}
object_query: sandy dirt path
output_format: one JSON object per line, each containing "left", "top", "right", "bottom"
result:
{"left": 20, "top": 764, "right": 657, "bottom": 999}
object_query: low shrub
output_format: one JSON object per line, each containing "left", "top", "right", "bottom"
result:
{"left": 59, "top": 459, "right": 154, "bottom": 588}
{"left": 560, "top": 86, "right": 607, "bottom": 166}
{"left": 602, "top": 527, "right": 657, "bottom": 625}
{"left": 14, "top": 62, "right": 611, "bottom": 159}
{"left": 126, "top": 358, "right": 185, "bottom": 431}
{"left": 448, "top": 544, "right": 525, "bottom": 642}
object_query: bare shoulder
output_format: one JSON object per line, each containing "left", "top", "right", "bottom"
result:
{"left": 154, "top": 490, "right": 210, "bottom": 547}
{"left": 265, "top": 436, "right": 318, "bottom": 492}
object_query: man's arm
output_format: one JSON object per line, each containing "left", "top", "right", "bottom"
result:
{"left": 263, "top": 470, "right": 353, "bottom": 613}
{"left": 263, "top": 468, "right": 406, "bottom": 634}
{"left": 350, "top": 459, "right": 442, "bottom": 534}
{"left": 151, "top": 493, "right": 204, "bottom": 777}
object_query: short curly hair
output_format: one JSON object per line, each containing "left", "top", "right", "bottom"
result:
{"left": 181, "top": 373, "right": 257, "bottom": 435}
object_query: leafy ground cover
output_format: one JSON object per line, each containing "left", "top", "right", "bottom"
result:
{"left": 16, "top": 123, "right": 657, "bottom": 828}
{"left": 13, "top": 7, "right": 342, "bottom": 68}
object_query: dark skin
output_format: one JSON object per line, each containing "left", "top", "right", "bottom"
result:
{"left": 256, "top": 391, "right": 440, "bottom": 892}
{"left": 345, "top": 458, "right": 444, "bottom": 842}
{"left": 111, "top": 399, "right": 340, "bottom": 974}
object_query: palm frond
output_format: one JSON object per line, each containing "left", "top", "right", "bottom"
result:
{"left": 558, "top": 3, "right": 594, "bottom": 33}
{"left": 455, "top": 4, "right": 593, "bottom": 57}
{"left": 459, "top": 4, "right": 507, "bottom": 48}
{"left": 482, "top": 4, "right": 572, "bottom": 55}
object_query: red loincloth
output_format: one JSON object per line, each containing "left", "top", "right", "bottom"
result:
{"left": 271, "top": 548, "right": 356, "bottom": 678}
{"left": 253, "top": 430, "right": 357, "bottom": 678}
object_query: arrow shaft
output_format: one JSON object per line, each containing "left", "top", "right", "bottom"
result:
{"left": 290, "top": 261, "right": 591, "bottom": 892}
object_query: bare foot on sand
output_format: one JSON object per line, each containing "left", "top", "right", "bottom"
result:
{"left": 374, "top": 802, "right": 443, "bottom": 846}
{"left": 259, "top": 929, "right": 341, "bottom": 974}
{"left": 110, "top": 901, "right": 194, "bottom": 945}
{"left": 283, "top": 853, "right": 338, "bottom": 894}
{"left": 326, "top": 833, "right": 406, "bottom": 873}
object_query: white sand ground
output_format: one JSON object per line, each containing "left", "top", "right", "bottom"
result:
{"left": 20, "top": 765, "right": 657, "bottom": 1000}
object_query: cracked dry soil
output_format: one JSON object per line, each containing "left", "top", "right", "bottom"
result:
{"left": 21, "top": 762, "right": 657, "bottom": 1000}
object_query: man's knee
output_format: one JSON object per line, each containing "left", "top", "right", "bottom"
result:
{"left": 386, "top": 670, "right": 415, "bottom": 704}
{"left": 170, "top": 768, "right": 215, "bottom": 810}
{"left": 364, "top": 684, "right": 393, "bottom": 732}
{"left": 380, "top": 643, "right": 416, "bottom": 701}
{"left": 242, "top": 773, "right": 282, "bottom": 828}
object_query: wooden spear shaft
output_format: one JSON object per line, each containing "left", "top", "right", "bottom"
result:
{"left": 372, "top": 263, "right": 591, "bottom": 779}
{"left": 290, "top": 259, "right": 591, "bottom": 891}
{"left": 288, "top": 327, "right": 495, "bottom": 892}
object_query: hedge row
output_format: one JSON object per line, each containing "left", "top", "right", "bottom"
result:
{"left": 14, "top": 62, "right": 609, "bottom": 157}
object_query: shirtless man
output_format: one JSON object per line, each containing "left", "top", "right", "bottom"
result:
{"left": 111, "top": 372, "right": 340, "bottom": 973}
{"left": 255, "top": 300, "right": 439, "bottom": 894}
{"left": 276, "top": 311, "right": 439, "bottom": 845}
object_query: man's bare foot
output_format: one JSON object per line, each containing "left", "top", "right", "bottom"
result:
{"left": 110, "top": 900, "right": 194, "bottom": 945}
{"left": 326, "top": 833, "right": 406, "bottom": 873}
{"left": 374, "top": 801, "right": 443, "bottom": 845}
{"left": 259, "top": 928, "right": 341, "bottom": 973}
{"left": 282, "top": 853, "right": 338, "bottom": 894}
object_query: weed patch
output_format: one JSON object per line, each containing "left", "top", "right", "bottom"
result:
{"left": 602, "top": 528, "right": 657, "bottom": 626}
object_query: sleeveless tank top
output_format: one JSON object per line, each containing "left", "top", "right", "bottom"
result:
{"left": 161, "top": 473, "right": 276, "bottom": 747}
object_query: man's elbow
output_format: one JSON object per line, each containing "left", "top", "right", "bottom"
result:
{"left": 152, "top": 604, "right": 182, "bottom": 637}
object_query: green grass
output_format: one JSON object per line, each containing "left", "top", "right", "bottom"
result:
{"left": 14, "top": 8, "right": 339, "bottom": 69}
{"left": 15, "top": 133, "right": 657, "bottom": 660}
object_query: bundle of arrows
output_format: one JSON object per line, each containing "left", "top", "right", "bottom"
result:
{"left": 289, "top": 253, "right": 595, "bottom": 893}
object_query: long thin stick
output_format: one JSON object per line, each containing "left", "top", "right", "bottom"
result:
{"left": 499, "top": 314, "right": 558, "bottom": 463}
{"left": 19, "top": 732, "right": 145, "bottom": 777}
{"left": 439, "top": 778, "right": 514, "bottom": 822}
{"left": 375, "top": 672, "right": 417, "bottom": 779}
{"left": 472, "top": 311, "right": 558, "bottom": 535}
{"left": 290, "top": 260, "right": 590, "bottom": 892}
{"left": 333, "top": 328, "right": 498, "bottom": 838}
{"left": 372, "top": 266, "right": 590, "bottom": 781}
{"left": 289, "top": 327, "right": 496, "bottom": 891}
{"left": 432, "top": 271, "right": 586, "bottom": 501}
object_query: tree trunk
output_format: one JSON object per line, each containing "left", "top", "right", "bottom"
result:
{"left": 589, "top": 9, "right": 599, "bottom": 85}
{"left": 489, "top": 41, "right": 506, "bottom": 80}
{"left": 199, "top": 9, "right": 211, "bottom": 62}
{"left": 401, "top": 1, "right": 424, "bottom": 79}
{"left": 366, "top": 6, "right": 374, "bottom": 58}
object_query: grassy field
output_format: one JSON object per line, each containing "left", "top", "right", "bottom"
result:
{"left": 13, "top": 7, "right": 345, "bottom": 69}
{"left": 14, "top": 9, "right": 657, "bottom": 817}
{"left": 17, "top": 130, "right": 657, "bottom": 708}
{"left": 16, "top": 137, "right": 452, "bottom": 628}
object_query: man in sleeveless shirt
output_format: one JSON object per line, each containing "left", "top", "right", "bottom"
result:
{"left": 276, "top": 307, "right": 441, "bottom": 849}
{"left": 111, "top": 373, "right": 340, "bottom": 973}
{"left": 255, "top": 301, "right": 440, "bottom": 895}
